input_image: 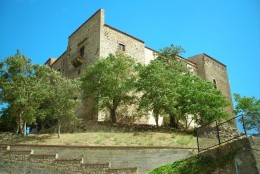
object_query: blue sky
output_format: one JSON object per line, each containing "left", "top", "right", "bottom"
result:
{"left": 0, "top": 0, "right": 260, "bottom": 103}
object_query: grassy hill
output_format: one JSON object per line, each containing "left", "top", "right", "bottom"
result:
{"left": 0, "top": 122, "right": 197, "bottom": 148}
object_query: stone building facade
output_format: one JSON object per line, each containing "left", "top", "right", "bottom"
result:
{"left": 45, "top": 9, "right": 233, "bottom": 125}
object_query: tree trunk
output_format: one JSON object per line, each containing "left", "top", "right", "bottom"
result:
{"left": 169, "top": 113, "right": 178, "bottom": 129}
{"left": 57, "top": 119, "right": 61, "bottom": 138}
{"left": 110, "top": 99, "right": 117, "bottom": 123}
{"left": 110, "top": 108, "right": 116, "bottom": 123}
{"left": 23, "top": 122, "right": 27, "bottom": 137}
{"left": 155, "top": 115, "right": 159, "bottom": 128}
{"left": 18, "top": 112, "right": 23, "bottom": 135}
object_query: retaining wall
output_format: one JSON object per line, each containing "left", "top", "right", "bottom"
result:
{"left": 0, "top": 144, "right": 195, "bottom": 174}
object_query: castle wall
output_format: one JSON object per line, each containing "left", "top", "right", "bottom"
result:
{"left": 144, "top": 47, "right": 157, "bottom": 65}
{"left": 188, "top": 55, "right": 206, "bottom": 79}
{"left": 62, "top": 9, "right": 104, "bottom": 78}
{"left": 100, "top": 24, "right": 145, "bottom": 64}
{"left": 63, "top": 9, "right": 104, "bottom": 120}
{"left": 45, "top": 9, "right": 234, "bottom": 124}
{"left": 188, "top": 54, "right": 234, "bottom": 117}
{"left": 50, "top": 52, "right": 67, "bottom": 73}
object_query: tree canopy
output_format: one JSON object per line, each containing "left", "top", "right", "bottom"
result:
{"left": 234, "top": 93, "right": 260, "bottom": 133}
{"left": 81, "top": 52, "right": 138, "bottom": 123}
{"left": 137, "top": 45, "right": 230, "bottom": 128}
{"left": 0, "top": 52, "right": 80, "bottom": 136}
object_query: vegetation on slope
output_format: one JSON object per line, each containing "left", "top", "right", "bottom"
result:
{"left": 150, "top": 150, "right": 236, "bottom": 174}
{"left": 0, "top": 122, "right": 197, "bottom": 147}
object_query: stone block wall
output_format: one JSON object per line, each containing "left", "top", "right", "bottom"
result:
{"left": 44, "top": 9, "right": 234, "bottom": 124}
{"left": 0, "top": 144, "right": 196, "bottom": 174}
{"left": 200, "top": 137, "right": 260, "bottom": 174}
{"left": 188, "top": 54, "right": 234, "bottom": 117}
{"left": 66, "top": 9, "right": 103, "bottom": 78}
{"left": 100, "top": 24, "right": 145, "bottom": 64}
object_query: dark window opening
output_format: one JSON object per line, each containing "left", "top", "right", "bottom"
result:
{"left": 80, "top": 46, "right": 84, "bottom": 57}
{"left": 118, "top": 43, "right": 125, "bottom": 51}
{"left": 213, "top": 79, "right": 217, "bottom": 89}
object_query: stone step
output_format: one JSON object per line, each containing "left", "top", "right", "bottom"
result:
{"left": 81, "top": 162, "right": 110, "bottom": 169}
{"left": 5, "top": 149, "right": 33, "bottom": 155}
{"left": 0, "top": 145, "right": 8, "bottom": 151}
{"left": 81, "top": 163, "right": 110, "bottom": 173}
{"left": 106, "top": 167, "right": 138, "bottom": 174}
{"left": 29, "top": 153, "right": 58, "bottom": 160}
{"left": 55, "top": 157, "right": 83, "bottom": 164}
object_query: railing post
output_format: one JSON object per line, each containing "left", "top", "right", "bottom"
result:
{"left": 241, "top": 114, "right": 248, "bottom": 137}
{"left": 216, "top": 121, "right": 221, "bottom": 146}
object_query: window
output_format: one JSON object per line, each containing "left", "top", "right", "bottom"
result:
{"left": 118, "top": 43, "right": 125, "bottom": 51}
{"left": 213, "top": 79, "right": 217, "bottom": 89}
{"left": 80, "top": 46, "right": 84, "bottom": 57}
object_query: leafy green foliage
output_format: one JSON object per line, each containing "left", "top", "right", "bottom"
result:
{"left": 0, "top": 53, "right": 50, "bottom": 135}
{"left": 81, "top": 52, "right": 138, "bottom": 123}
{"left": 0, "top": 106, "right": 17, "bottom": 132}
{"left": 0, "top": 52, "right": 81, "bottom": 136}
{"left": 183, "top": 76, "right": 230, "bottom": 126}
{"left": 150, "top": 151, "right": 236, "bottom": 174}
{"left": 137, "top": 60, "right": 179, "bottom": 127}
{"left": 137, "top": 45, "right": 189, "bottom": 127}
{"left": 137, "top": 45, "right": 229, "bottom": 128}
{"left": 37, "top": 71, "right": 81, "bottom": 138}
{"left": 234, "top": 93, "right": 260, "bottom": 133}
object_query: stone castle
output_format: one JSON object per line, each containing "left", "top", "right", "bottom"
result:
{"left": 45, "top": 9, "right": 233, "bottom": 125}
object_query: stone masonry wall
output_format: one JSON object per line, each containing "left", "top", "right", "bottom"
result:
{"left": 203, "top": 55, "right": 234, "bottom": 117}
{"left": 200, "top": 137, "right": 260, "bottom": 174}
{"left": 45, "top": 9, "right": 234, "bottom": 124}
{"left": 64, "top": 9, "right": 103, "bottom": 78}
{"left": 0, "top": 144, "right": 195, "bottom": 174}
{"left": 100, "top": 24, "right": 145, "bottom": 64}
{"left": 188, "top": 54, "right": 206, "bottom": 79}
{"left": 188, "top": 54, "right": 234, "bottom": 118}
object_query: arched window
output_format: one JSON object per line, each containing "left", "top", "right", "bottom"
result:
{"left": 213, "top": 79, "right": 217, "bottom": 89}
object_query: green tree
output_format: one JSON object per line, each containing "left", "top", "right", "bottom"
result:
{"left": 0, "top": 53, "right": 50, "bottom": 136}
{"left": 184, "top": 76, "right": 230, "bottom": 127}
{"left": 155, "top": 45, "right": 190, "bottom": 128}
{"left": 137, "top": 45, "right": 230, "bottom": 129}
{"left": 136, "top": 60, "right": 179, "bottom": 127}
{"left": 0, "top": 106, "right": 17, "bottom": 132}
{"left": 234, "top": 94, "right": 260, "bottom": 133}
{"left": 81, "top": 52, "right": 138, "bottom": 123}
{"left": 38, "top": 71, "right": 81, "bottom": 138}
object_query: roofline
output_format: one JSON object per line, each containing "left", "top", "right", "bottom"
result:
{"left": 176, "top": 55, "right": 197, "bottom": 67}
{"left": 145, "top": 46, "right": 158, "bottom": 52}
{"left": 50, "top": 51, "right": 66, "bottom": 67}
{"left": 145, "top": 46, "right": 196, "bottom": 67}
{"left": 202, "top": 53, "right": 226, "bottom": 67}
{"left": 104, "top": 24, "right": 144, "bottom": 43}
{"left": 69, "top": 9, "right": 103, "bottom": 38}
{"left": 44, "top": 58, "right": 56, "bottom": 65}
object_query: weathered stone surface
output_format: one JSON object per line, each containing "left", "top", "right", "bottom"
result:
{"left": 45, "top": 9, "right": 234, "bottom": 123}
{"left": 0, "top": 144, "right": 195, "bottom": 173}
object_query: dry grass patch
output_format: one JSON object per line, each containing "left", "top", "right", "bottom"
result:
{"left": 0, "top": 131, "right": 197, "bottom": 148}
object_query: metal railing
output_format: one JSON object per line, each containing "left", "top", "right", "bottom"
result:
{"left": 196, "top": 115, "right": 247, "bottom": 153}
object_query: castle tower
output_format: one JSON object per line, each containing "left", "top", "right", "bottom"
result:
{"left": 188, "top": 53, "right": 234, "bottom": 117}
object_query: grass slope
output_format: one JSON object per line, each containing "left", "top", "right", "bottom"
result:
{"left": 0, "top": 122, "right": 196, "bottom": 148}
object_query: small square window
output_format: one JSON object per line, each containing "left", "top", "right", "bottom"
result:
{"left": 118, "top": 43, "right": 125, "bottom": 51}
